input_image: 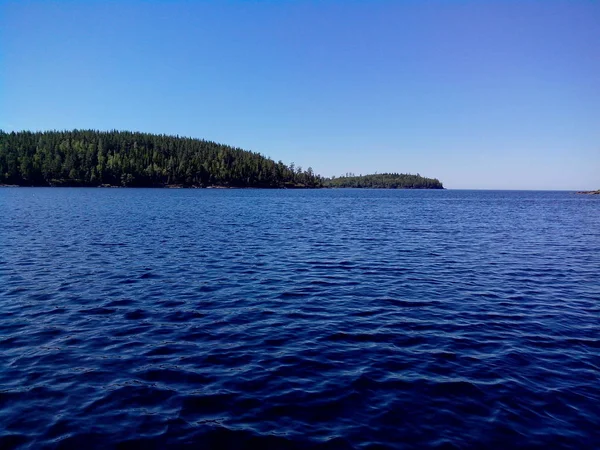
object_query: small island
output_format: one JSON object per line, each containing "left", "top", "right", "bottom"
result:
{"left": 576, "top": 190, "right": 600, "bottom": 195}
{"left": 324, "top": 173, "right": 443, "bottom": 189}
{"left": 0, "top": 130, "right": 442, "bottom": 189}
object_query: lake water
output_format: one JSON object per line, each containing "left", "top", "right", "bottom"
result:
{"left": 1, "top": 188, "right": 599, "bottom": 449}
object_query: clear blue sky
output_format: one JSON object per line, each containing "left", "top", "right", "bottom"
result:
{"left": 1, "top": 1, "right": 598, "bottom": 189}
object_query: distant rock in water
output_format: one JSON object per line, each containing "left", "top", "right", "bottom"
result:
{"left": 576, "top": 190, "right": 600, "bottom": 195}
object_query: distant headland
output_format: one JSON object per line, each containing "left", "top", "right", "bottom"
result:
{"left": 0, "top": 129, "right": 443, "bottom": 189}
{"left": 576, "top": 190, "right": 600, "bottom": 195}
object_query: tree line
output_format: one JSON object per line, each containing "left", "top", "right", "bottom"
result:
{"left": 0, "top": 129, "right": 443, "bottom": 189}
{"left": 0, "top": 130, "right": 322, "bottom": 188}
{"left": 324, "top": 173, "right": 443, "bottom": 189}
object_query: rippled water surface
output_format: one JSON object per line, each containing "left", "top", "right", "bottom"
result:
{"left": 1, "top": 188, "right": 599, "bottom": 449}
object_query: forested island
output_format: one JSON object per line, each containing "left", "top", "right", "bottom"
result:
{"left": 324, "top": 173, "right": 443, "bottom": 189}
{"left": 0, "top": 130, "right": 321, "bottom": 188}
{"left": 0, "top": 130, "right": 442, "bottom": 189}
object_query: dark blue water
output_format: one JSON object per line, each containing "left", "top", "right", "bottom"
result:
{"left": 1, "top": 188, "right": 599, "bottom": 449}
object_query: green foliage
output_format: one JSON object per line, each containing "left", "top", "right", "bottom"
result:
{"left": 0, "top": 130, "right": 323, "bottom": 188}
{"left": 324, "top": 173, "right": 443, "bottom": 189}
{"left": 0, "top": 130, "right": 444, "bottom": 189}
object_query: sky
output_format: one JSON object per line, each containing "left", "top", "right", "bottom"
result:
{"left": 1, "top": 1, "right": 598, "bottom": 189}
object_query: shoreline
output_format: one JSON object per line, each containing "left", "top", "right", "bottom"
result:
{"left": 0, "top": 184, "right": 445, "bottom": 190}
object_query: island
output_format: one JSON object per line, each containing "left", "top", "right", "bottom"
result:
{"left": 324, "top": 173, "right": 443, "bottom": 189}
{"left": 0, "top": 130, "right": 442, "bottom": 189}
{"left": 576, "top": 190, "right": 600, "bottom": 195}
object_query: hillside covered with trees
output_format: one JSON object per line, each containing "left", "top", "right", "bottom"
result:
{"left": 0, "top": 130, "right": 443, "bottom": 189}
{"left": 324, "top": 173, "right": 443, "bottom": 189}
{"left": 0, "top": 130, "right": 322, "bottom": 188}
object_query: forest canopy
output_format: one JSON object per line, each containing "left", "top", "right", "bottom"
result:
{"left": 0, "top": 130, "right": 443, "bottom": 189}
{"left": 324, "top": 173, "right": 443, "bottom": 189}
{"left": 0, "top": 130, "right": 321, "bottom": 188}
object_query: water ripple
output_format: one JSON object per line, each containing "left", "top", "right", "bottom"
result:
{"left": 1, "top": 188, "right": 599, "bottom": 449}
